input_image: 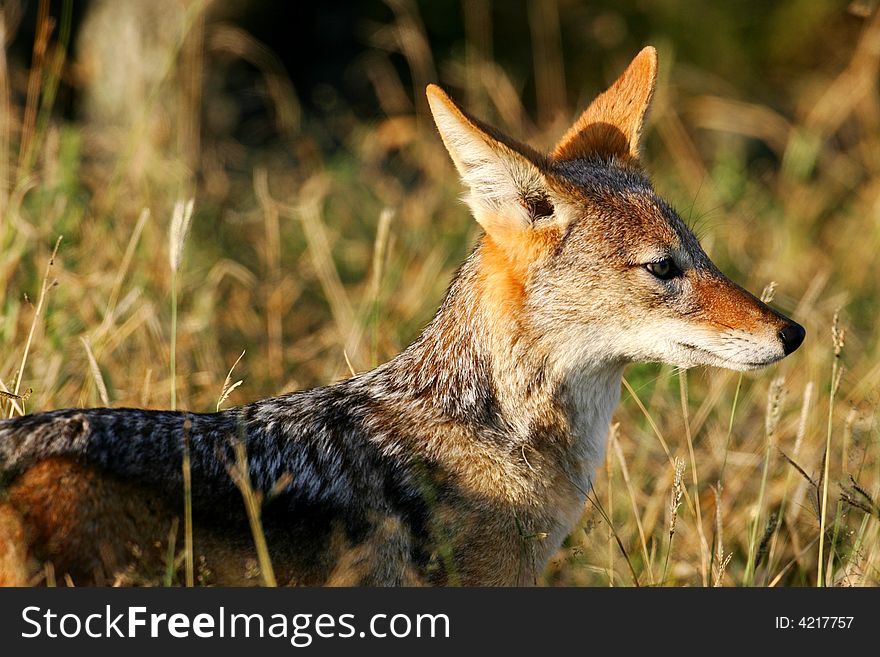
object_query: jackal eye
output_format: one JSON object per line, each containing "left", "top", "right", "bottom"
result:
{"left": 645, "top": 258, "right": 681, "bottom": 280}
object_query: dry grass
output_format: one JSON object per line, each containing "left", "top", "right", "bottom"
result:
{"left": 1, "top": 1, "right": 878, "bottom": 586}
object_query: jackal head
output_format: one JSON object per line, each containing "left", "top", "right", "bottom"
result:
{"left": 427, "top": 47, "right": 804, "bottom": 373}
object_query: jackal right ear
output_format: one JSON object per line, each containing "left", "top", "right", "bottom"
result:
{"left": 426, "top": 84, "right": 552, "bottom": 235}
{"left": 553, "top": 46, "right": 658, "bottom": 162}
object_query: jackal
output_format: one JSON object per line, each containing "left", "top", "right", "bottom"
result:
{"left": 0, "top": 47, "right": 804, "bottom": 586}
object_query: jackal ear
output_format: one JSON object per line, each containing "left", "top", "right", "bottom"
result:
{"left": 426, "top": 84, "right": 552, "bottom": 234}
{"left": 553, "top": 46, "right": 658, "bottom": 162}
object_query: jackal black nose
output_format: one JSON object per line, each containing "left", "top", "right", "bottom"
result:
{"left": 778, "top": 322, "right": 806, "bottom": 355}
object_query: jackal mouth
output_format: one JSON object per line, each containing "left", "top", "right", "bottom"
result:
{"left": 676, "top": 341, "right": 782, "bottom": 371}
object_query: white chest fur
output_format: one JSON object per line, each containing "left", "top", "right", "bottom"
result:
{"left": 527, "top": 365, "right": 624, "bottom": 577}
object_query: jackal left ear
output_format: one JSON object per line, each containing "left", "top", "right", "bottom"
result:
{"left": 553, "top": 46, "right": 658, "bottom": 162}
{"left": 427, "top": 84, "right": 552, "bottom": 235}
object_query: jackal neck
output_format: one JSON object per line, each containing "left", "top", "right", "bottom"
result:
{"left": 373, "top": 237, "right": 623, "bottom": 473}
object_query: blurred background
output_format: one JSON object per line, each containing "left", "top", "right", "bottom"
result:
{"left": 0, "top": 0, "right": 878, "bottom": 586}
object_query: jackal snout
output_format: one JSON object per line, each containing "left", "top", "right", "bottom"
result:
{"left": 668, "top": 270, "right": 806, "bottom": 370}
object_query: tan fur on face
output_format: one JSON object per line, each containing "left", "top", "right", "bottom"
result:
{"left": 691, "top": 273, "right": 789, "bottom": 335}
{"left": 476, "top": 221, "right": 562, "bottom": 317}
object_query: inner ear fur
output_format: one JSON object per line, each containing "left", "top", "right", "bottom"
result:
{"left": 553, "top": 46, "right": 658, "bottom": 162}
{"left": 426, "top": 84, "right": 555, "bottom": 238}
